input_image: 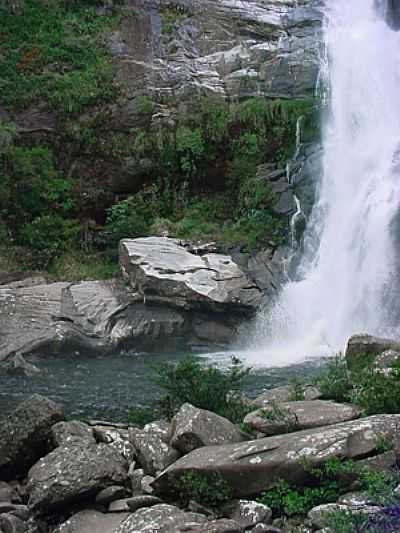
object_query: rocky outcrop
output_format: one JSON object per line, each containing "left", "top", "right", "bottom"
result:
{"left": 244, "top": 400, "right": 361, "bottom": 436}
{"left": 170, "top": 403, "right": 243, "bottom": 454}
{"left": 119, "top": 237, "right": 262, "bottom": 314}
{"left": 0, "top": 259, "right": 258, "bottom": 360}
{"left": 111, "top": 0, "right": 322, "bottom": 102}
{"left": 153, "top": 415, "right": 400, "bottom": 498}
{"left": 345, "top": 333, "right": 400, "bottom": 370}
{"left": 0, "top": 394, "right": 64, "bottom": 480}
{"left": 27, "top": 442, "right": 128, "bottom": 512}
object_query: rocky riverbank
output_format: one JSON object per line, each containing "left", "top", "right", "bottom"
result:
{"left": 1, "top": 333, "right": 400, "bottom": 532}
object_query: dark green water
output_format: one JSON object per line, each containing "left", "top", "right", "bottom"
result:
{"left": 0, "top": 351, "right": 326, "bottom": 421}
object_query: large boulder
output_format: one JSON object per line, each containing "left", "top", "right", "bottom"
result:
{"left": 27, "top": 442, "right": 128, "bottom": 512}
{"left": 119, "top": 238, "right": 262, "bottom": 314}
{"left": 244, "top": 401, "right": 361, "bottom": 436}
{"left": 153, "top": 415, "right": 400, "bottom": 498}
{"left": 130, "top": 429, "right": 180, "bottom": 476}
{"left": 0, "top": 394, "right": 64, "bottom": 480}
{"left": 170, "top": 403, "right": 243, "bottom": 454}
{"left": 114, "top": 504, "right": 207, "bottom": 533}
{"left": 54, "top": 510, "right": 129, "bottom": 533}
{"left": 346, "top": 334, "right": 400, "bottom": 370}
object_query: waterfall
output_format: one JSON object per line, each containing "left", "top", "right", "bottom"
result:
{"left": 248, "top": 0, "right": 400, "bottom": 365}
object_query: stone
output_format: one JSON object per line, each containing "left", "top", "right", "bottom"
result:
{"left": 141, "top": 476, "right": 155, "bottom": 495}
{"left": 337, "top": 492, "right": 377, "bottom": 507}
{"left": 53, "top": 510, "right": 129, "bottom": 533}
{"left": 27, "top": 442, "right": 128, "bottom": 512}
{"left": 251, "top": 526, "right": 282, "bottom": 533}
{"left": 0, "top": 394, "right": 64, "bottom": 480}
{"left": 0, "top": 514, "right": 26, "bottom": 533}
{"left": 52, "top": 420, "right": 95, "bottom": 447}
{"left": 119, "top": 237, "right": 262, "bottom": 315}
{"left": 114, "top": 504, "right": 207, "bottom": 533}
{"left": 126, "top": 495, "right": 163, "bottom": 512}
{"left": 0, "top": 352, "right": 41, "bottom": 377}
{"left": 345, "top": 334, "right": 400, "bottom": 370}
{"left": 189, "top": 519, "right": 242, "bottom": 532}
{"left": 93, "top": 425, "right": 135, "bottom": 463}
{"left": 251, "top": 386, "right": 321, "bottom": 407}
{"left": 95, "top": 486, "right": 127, "bottom": 506}
{"left": 374, "top": 349, "right": 400, "bottom": 368}
{"left": 226, "top": 500, "right": 272, "bottom": 529}
{"left": 0, "top": 483, "right": 13, "bottom": 503}
{"left": 130, "top": 428, "right": 180, "bottom": 476}
{"left": 129, "top": 467, "right": 144, "bottom": 495}
{"left": 244, "top": 401, "right": 361, "bottom": 436}
{"left": 170, "top": 403, "right": 243, "bottom": 454}
{"left": 108, "top": 499, "right": 130, "bottom": 513}
{"left": 307, "top": 503, "right": 381, "bottom": 529}
{"left": 143, "top": 421, "right": 171, "bottom": 444}
{"left": 153, "top": 415, "right": 400, "bottom": 498}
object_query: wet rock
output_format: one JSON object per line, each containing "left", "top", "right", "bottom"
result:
{"left": 27, "top": 442, "right": 128, "bottom": 513}
{"left": 251, "top": 386, "right": 321, "bottom": 407}
{"left": 114, "top": 504, "right": 207, "bottom": 533}
{"left": 346, "top": 334, "right": 400, "bottom": 369}
{"left": 153, "top": 415, "right": 400, "bottom": 498}
{"left": 53, "top": 509, "right": 129, "bottom": 533}
{"left": 95, "top": 486, "right": 127, "bottom": 506}
{"left": 119, "top": 237, "right": 262, "bottom": 315}
{"left": 130, "top": 428, "right": 180, "bottom": 476}
{"left": 226, "top": 500, "right": 272, "bottom": 529}
{"left": 171, "top": 403, "right": 243, "bottom": 454}
{"left": 0, "top": 353, "right": 41, "bottom": 377}
{"left": 0, "top": 394, "right": 64, "bottom": 480}
{"left": 52, "top": 420, "right": 95, "bottom": 447}
{"left": 126, "top": 495, "right": 163, "bottom": 512}
{"left": 244, "top": 401, "right": 361, "bottom": 436}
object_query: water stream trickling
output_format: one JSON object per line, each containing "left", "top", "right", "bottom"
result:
{"left": 248, "top": 0, "right": 400, "bottom": 365}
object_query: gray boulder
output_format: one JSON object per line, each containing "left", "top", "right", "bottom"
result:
{"left": 0, "top": 514, "right": 26, "bottom": 533}
{"left": 190, "top": 519, "right": 243, "bottom": 532}
{"left": 346, "top": 334, "right": 400, "bottom": 370}
{"left": 52, "top": 421, "right": 95, "bottom": 447}
{"left": 114, "top": 504, "right": 207, "bottom": 533}
{"left": 143, "top": 421, "right": 172, "bottom": 444}
{"left": 170, "top": 403, "right": 243, "bottom": 454}
{"left": 244, "top": 401, "right": 361, "bottom": 436}
{"left": 119, "top": 238, "right": 262, "bottom": 315}
{"left": 251, "top": 385, "right": 321, "bottom": 407}
{"left": 0, "top": 394, "right": 64, "bottom": 480}
{"left": 93, "top": 425, "right": 135, "bottom": 463}
{"left": 27, "top": 442, "right": 128, "bottom": 512}
{"left": 95, "top": 486, "right": 127, "bottom": 506}
{"left": 53, "top": 510, "right": 129, "bottom": 533}
{"left": 307, "top": 503, "right": 381, "bottom": 529}
{"left": 130, "top": 429, "right": 180, "bottom": 476}
{"left": 153, "top": 415, "right": 400, "bottom": 498}
{"left": 226, "top": 500, "right": 272, "bottom": 529}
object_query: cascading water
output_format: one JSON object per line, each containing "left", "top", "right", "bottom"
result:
{"left": 248, "top": 0, "right": 400, "bottom": 366}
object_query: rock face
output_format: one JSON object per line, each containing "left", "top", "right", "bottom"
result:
{"left": 0, "top": 394, "right": 64, "bottom": 480}
{"left": 119, "top": 237, "right": 262, "bottom": 314}
{"left": 170, "top": 403, "right": 243, "bottom": 454}
{"left": 244, "top": 400, "right": 361, "bottom": 436}
{"left": 27, "top": 442, "right": 128, "bottom": 512}
{"left": 153, "top": 415, "right": 400, "bottom": 498}
{"left": 0, "top": 268, "right": 256, "bottom": 360}
{"left": 346, "top": 334, "right": 400, "bottom": 369}
{"left": 111, "top": 0, "right": 322, "bottom": 102}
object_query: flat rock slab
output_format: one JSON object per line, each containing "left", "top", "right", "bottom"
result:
{"left": 153, "top": 415, "right": 400, "bottom": 498}
{"left": 251, "top": 385, "right": 321, "bottom": 407}
{"left": 0, "top": 394, "right": 64, "bottom": 480}
{"left": 244, "top": 400, "right": 361, "bottom": 436}
{"left": 27, "top": 442, "right": 128, "bottom": 512}
{"left": 114, "top": 504, "right": 207, "bottom": 533}
{"left": 119, "top": 237, "right": 262, "bottom": 314}
{"left": 346, "top": 334, "right": 400, "bottom": 369}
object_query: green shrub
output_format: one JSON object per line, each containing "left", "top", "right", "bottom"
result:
{"left": 152, "top": 356, "right": 251, "bottom": 422}
{"left": 49, "top": 251, "right": 119, "bottom": 281}
{"left": 127, "top": 406, "right": 157, "bottom": 427}
{"left": 349, "top": 366, "right": 400, "bottom": 415}
{"left": 315, "top": 354, "right": 353, "bottom": 403}
{"left": 259, "top": 401, "right": 299, "bottom": 433}
{"left": 173, "top": 471, "right": 232, "bottom": 507}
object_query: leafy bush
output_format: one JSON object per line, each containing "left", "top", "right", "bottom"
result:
{"left": 151, "top": 356, "right": 251, "bottom": 422}
{"left": 49, "top": 251, "right": 119, "bottom": 281}
{"left": 173, "top": 472, "right": 232, "bottom": 507}
{"left": 315, "top": 354, "right": 353, "bottom": 403}
{"left": 127, "top": 406, "right": 157, "bottom": 427}
{"left": 259, "top": 401, "right": 299, "bottom": 433}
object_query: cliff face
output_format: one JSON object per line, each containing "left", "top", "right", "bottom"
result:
{"left": 111, "top": 0, "right": 323, "bottom": 102}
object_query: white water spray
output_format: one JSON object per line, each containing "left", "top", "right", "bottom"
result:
{"left": 248, "top": 0, "right": 400, "bottom": 366}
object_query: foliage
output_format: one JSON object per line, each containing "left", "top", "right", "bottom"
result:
{"left": 315, "top": 354, "right": 353, "bottom": 403}
{"left": 0, "top": 0, "right": 119, "bottom": 113}
{"left": 49, "top": 251, "right": 119, "bottom": 281}
{"left": 288, "top": 377, "right": 306, "bottom": 401}
{"left": 151, "top": 356, "right": 251, "bottom": 423}
{"left": 173, "top": 471, "right": 232, "bottom": 507}
{"left": 127, "top": 406, "right": 157, "bottom": 427}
